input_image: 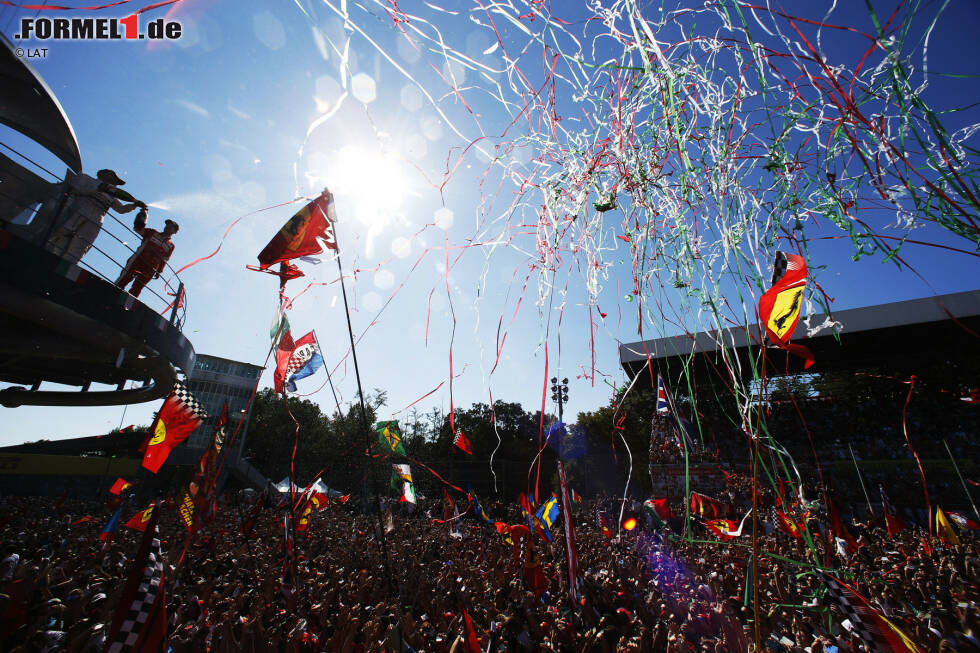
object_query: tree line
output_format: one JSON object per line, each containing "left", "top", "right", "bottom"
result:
{"left": 241, "top": 387, "right": 657, "bottom": 503}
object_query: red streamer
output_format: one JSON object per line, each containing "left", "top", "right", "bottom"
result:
{"left": 900, "top": 376, "right": 932, "bottom": 538}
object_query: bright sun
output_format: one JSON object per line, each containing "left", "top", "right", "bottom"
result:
{"left": 310, "top": 144, "right": 409, "bottom": 229}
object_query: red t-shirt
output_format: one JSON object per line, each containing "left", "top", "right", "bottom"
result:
{"left": 132, "top": 228, "right": 174, "bottom": 274}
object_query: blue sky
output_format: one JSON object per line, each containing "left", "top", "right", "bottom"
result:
{"left": 1, "top": 0, "right": 978, "bottom": 446}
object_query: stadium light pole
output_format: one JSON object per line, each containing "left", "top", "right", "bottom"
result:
{"left": 550, "top": 377, "right": 569, "bottom": 423}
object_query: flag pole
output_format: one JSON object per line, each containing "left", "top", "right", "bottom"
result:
{"left": 751, "top": 398, "right": 761, "bottom": 653}
{"left": 332, "top": 220, "right": 395, "bottom": 594}
{"left": 848, "top": 443, "right": 875, "bottom": 521}
{"left": 944, "top": 439, "right": 980, "bottom": 522}
{"left": 450, "top": 431, "right": 456, "bottom": 493}
{"left": 98, "top": 387, "right": 130, "bottom": 497}
{"left": 751, "top": 347, "right": 767, "bottom": 653}
{"left": 311, "top": 331, "right": 344, "bottom": 492}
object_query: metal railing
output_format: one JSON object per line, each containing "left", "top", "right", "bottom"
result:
{"left": 0, "top": 140, "right": 189, "bottom": 328}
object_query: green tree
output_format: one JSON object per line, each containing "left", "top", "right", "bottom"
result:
{"left": 769, "top": 375, "right": 811, "bottom": 402}
{"left": 244, "top": 388, "right": 379, "bottom": 489}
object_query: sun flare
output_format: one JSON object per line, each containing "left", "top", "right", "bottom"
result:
{"left": 309, "top": 144, "right": 409, "bottom": 229}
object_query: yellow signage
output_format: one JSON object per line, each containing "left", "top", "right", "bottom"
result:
{"left": 0, "top": 454, "right": 139, "bottom": 476}
{"left": 178, "top": 491, "right": 196, "bottom": 529}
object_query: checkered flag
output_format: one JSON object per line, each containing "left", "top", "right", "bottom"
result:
{"left": 770, "top": 250, "right": 807, "bottom": 286}
{"left": 106, "top": 505, "right": 167, "bottom": 652}
{"left": 172, "top": 380, "right": 206, "bottom": 421}
{"left": 285, "top": 342, "right": 317, "bottom": 378}
{"left": 820, "top": 572, "right": 921, "bottom": 652}
{"left": 771, "top": 251, "right": 788, "bottom": 286}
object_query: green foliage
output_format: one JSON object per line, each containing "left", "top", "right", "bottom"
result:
{"left": 406, "top": 400, "right": 559, "bottom": 502}
{"left": 243, "top": 391, "right": 565, "bottom": 505}
{"left": 243, "top": 388, "right": 378, "bottom": 489}
{"left": 572, "top": 383, "right": 663, "bottom": 496}
{"left": 769, "top": 375, "right": 812, "bottom": 402}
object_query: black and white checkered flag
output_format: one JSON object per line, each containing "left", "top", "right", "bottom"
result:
{"left": 771, "top": 251, "right": 788, "bottom": 285}
{"left": 172, "top": 380, "right": 206, "bottom": 420}
{"left": 107, "top": 537, "right": 164, "bottom": 652}
{"left": 820, "top": 572, "right": 921, "bottom": 652}
{"left": 821, "top": 573, "right": 877, "bottom": 651}
{"left": 106, "top": 506, "right": 167, "bottom": 652}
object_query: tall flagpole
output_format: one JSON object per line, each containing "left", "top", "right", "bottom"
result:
{"left": 312, "top": 331, "right": 344, "bottom": 491}
{"left": 331, "top": 213, "right": 395, "bottom": 594}
{"left": 751, "top": 347, "right": 767, "bottom": 653}
{"left": 751, "top": 410, "right": 760, "bottom": 653}
{"left": 848, "top": 443, "right": 875, "bottom": 521}
{"left": 944, "top": 439, "right": 980, "bottom": 522}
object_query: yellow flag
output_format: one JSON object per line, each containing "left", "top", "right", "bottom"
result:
{"left": 936, "top": 507, "right": 961, "bottom": 545}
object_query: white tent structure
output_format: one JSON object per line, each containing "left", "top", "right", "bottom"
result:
{"left": 275, "top": 477, "right": 344, "bottom": 497}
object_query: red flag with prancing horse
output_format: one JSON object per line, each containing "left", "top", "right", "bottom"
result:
{"left": 257, "top": 190, "right": 337, "bottom": 269}
{"left": 142, "top": 382, "right": 206, "bottom": 474}
{"left": 758, "top": 251, "right": 814, "bottom": 368}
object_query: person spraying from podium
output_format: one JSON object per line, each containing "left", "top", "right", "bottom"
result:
{"left": 115, "top": 208, "right": 179, "bottom": 298}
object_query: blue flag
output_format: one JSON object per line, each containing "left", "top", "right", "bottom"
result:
{"left": 534, "top": 493, "right": 560, "bottom": 542}
{"left": 467, "top": 486, "right": 493, "bottom": 525}
{"left": 99, "top": 506, "right": 122, "bottom": 542}
{"left": 284, "top": 332, "right": 324, "bottom": 393}
{"left": 287, "top": 351, "right": 323, "bottom": 392}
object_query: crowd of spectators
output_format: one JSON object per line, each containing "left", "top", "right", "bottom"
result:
{"left": 1, "top": 487, "right": 976, "bottom": 652}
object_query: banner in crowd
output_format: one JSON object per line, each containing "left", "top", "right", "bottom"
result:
{"left": 124, "top": 505, "right": 155, "bottom": 532}
{"left": 820, "top": 572, "right": 920, "bottom": 652}
{"left": 105, "top": 503, "right": 166, "bottom": 653}
{"left": 557, "top": 461, "right": 580, "bottom": 604}
{"left": 377, "top": 421, "right": 406, "bottom": 455}
{"left": 177, "top": 489, "right": 196, "bottom": 532}
{"left": 935, "top": 507, "right": 961, "bottom": 545}
{"left": 109, "top": 477, "right": 132, "bottom": 495}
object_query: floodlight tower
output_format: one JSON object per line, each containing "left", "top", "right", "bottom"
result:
{"left": 550, "top": 377, "right": 569, "bottom": 423}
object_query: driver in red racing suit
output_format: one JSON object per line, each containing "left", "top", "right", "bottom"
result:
{"left": 115, "top": 209, "right": 179, "bottom": 298}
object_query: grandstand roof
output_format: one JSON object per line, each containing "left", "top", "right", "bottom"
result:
{"left": 0, "top": 429, "right": 145, "bottom": 457}
{"left": 619, "top": 290, "right": 980, "bottom": 382}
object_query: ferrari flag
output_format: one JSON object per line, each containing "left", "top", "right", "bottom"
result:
{"left": 109, "top": 477, "right": 132, "bottom": 495}
{"left": 948, "top": 511, "right": 980, "bottom": 530}
{"left": 124, "top": 505, "right": 155, "bottom": 532}
{"left": 142, "top": 382, "right": 206, "bottom": 474}
{"left": 704, "top": 519, "right": 740, "bottom": 541}
{"left": 257, "top": 190, "right": 337, "bottom": 269}
{"left": 758, "top": 251, "right": 814, "bottom": 368}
